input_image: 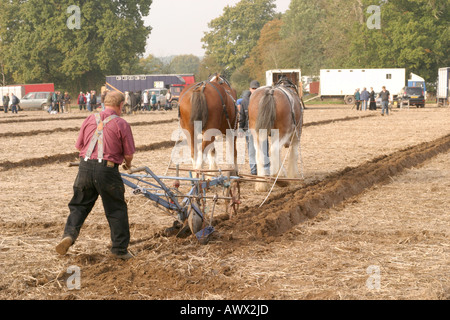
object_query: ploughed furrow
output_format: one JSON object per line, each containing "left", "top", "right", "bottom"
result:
{"left": 217, "top": 133, "right": 450, "bottom": 239}
{"left": 303, "top": 114, "right": 376, "bottom": 127}
{"left": 0, "top": 118, "right": 178, "bottom": 138}
{"left": 0, "top": 140, "right": 177, "bottom": 171}
{"left": 1, "top": 114, "right": 373, "bottom": 139}
{"left": 0, "top": 114, "right": 376, "bottom": 170}
{"left": 0, "top": 115, "right": 87, "bottom": 124}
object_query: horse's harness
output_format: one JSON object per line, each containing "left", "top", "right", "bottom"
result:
{"left": 268, "top": 78, "right": 303, "bottom": 129}
{"left": 179, "top": 77, "right": 238, "bottom": 130}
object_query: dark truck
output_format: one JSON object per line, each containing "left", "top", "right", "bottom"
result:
{"left": 398, "top": 87, "right": 425, "bottom": 108}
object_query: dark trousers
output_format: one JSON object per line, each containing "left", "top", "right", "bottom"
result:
{"left": 63, "top": 159, "right": 130, "bottom": 255}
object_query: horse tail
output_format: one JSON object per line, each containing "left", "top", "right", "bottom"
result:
{"left": 255, "top": 88, "right": 276, "bottom": 132}
{"left": 190, "top": 89, "right": 208, "bottom": 129}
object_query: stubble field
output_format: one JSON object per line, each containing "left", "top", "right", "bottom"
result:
{"left": 0, "top": 104, "right": 449, "bottom": 300}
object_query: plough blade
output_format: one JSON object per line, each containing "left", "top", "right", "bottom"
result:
{"left": 195, "top": 226, "right": 215, "bottom": 245}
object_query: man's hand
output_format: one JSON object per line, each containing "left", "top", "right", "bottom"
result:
{"left": 123, "top": 154, "right": 133, "bottom": 171}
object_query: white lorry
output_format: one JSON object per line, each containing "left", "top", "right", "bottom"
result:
{"left": 319, "top": 68, "right": 406, "bottom": 104}
{"left": 0, "top": 86, "right": 25, "bottom": 100}
{"left": 437, "top": 67, "right": 450, "bottom": 107}
{"left": 266, "top": 69, "right": 302, "bottom": 96}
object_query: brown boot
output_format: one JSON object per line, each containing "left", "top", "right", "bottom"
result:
{"left": 55, "top": 236, "right": 74, "bottom": 255}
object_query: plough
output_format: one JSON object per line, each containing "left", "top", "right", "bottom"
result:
{"left": 68, "top": 162, "right": 241, "bottom": 244}
{"left": 119, "top": 165, "right": 241, "bottom": 244}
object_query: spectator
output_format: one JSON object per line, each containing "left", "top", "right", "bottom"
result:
{"left": 165, "top": 90, "right": 172, "bottom": 110}
{"left": 354, "top": 88, "right": 361, "bottom": 111}
{"left": 47, "top": 92, "right": 53, "bottom": 113}
{"left": 369, "top": 87, "right": 376, "bottom": 110}
{"left": 91, "top": 91, "right": 97, "bottom": 111}
{"left": 151, "top": 92, "right": 157, "bottom": 111}
{"left": 58, "top": 91, "right": 64, "bottom": 113}
{"left": 86, "top": 91, "right": 91, "bottom": 112}
{"left": 142, "top": 90, "right": 149, "bottom": 111}
{"left": 10, "top": 93, "right": 19, "bottom": 114}
{"left": 101, "top": 90, "right": 108, "bottom": 111}
{"left": 3, "top": 94, "right": 9, "bottom": 113}
{"left": 135, "top": 91, "right": 142, "bottom": 111}
{"left": 77, "top": 92, "right": 86, "bottom": 111}
{"left": 63, "top": 92, "right": 71, "bottom": 113}
{"left": 378, "top": 86, "right": 390, "bottom": 116}
{"left": 360, "top": 87, "right": 369, "bottom": 111}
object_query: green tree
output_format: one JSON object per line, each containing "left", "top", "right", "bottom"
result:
{"left": 0, "top": 0, "right": 152, "bottom": 91}
{"left": 348, "top": 0, "right": 449, "bottom": 83}
{"left": 169, "top": 55, "right": 201, "bottom": 74}
{"left": 243, "top": 19, "right": 284, "bottom": 82}
{"left": 201, "top": 0, "right": 276, "bottom": 75}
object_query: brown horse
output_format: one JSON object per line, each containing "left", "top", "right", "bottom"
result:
{"left": 179, "top": 74, "right": 238, "bottom": 172}
{"left": 248, "top": 78, "right": 304, "bottom": 191}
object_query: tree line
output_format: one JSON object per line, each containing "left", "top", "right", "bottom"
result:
{"left": 1, "top": 0, "right": 448, "bottom": 96}
{"left": 201, "top": 0, "right": 449, "bottom": 94}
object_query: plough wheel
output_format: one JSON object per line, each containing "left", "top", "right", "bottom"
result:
{"left": 226, "top": 180, "right": 240, "bottom": 218}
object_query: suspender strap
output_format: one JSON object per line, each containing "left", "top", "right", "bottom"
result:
{"left": 84, "top": 114, "right": 119, "bottom": 162}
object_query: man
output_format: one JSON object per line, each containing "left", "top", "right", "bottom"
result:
{"left": 77, "top": 91, "right": 86, "bottom": 111}
{"left": 2, "top": 94, "right": 9, "bottom": 113}
{"left": 369, "top": 87, "right": 376, "bottom": 110}
{"left": 10, "top": 93, "right": 19, "bottom": 114}
{"left": 56, "top": 91, "right": 136, "bottom": 260}
{"left": 165, "top": 90, "right": 172, "bottom": 110}
{"left": 379, "top": 86, "right": 390, "bottom": 116}
{"left": 239, "top": 80, "right": 270, "bottom": 176}
{"left": 360, "top": 87, "right": 369, "bottom": 111}
{"left": 354, "top": 88, "right": 361, "bottom": 111}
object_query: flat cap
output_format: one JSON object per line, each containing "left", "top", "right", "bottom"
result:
{"left": 250, "top": 80, "right": 260, "bottom": 89}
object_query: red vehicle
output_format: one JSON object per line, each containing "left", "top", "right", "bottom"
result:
{"left": 8, "top": 83, "right": 55, "bottom": 95}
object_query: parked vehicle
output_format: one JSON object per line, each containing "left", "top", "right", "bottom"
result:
{"left": 142, "top": 88, "right": 168, "bottom": 108}
{"left": 437, "top": 67, "right": 450, "bottom": 107}
{"left": 266, "top": 69, "right": 302, "bottom": 96}
{"left": 17, "top": 91, "right": 52, "bottom": 111}
{"left": 319, "top": 68, "right": 406, "bottom": 105}
{"left": 398, "top": 87, "right": 425, "bottom": 108}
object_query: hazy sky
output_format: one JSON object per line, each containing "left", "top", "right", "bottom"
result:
{"left": 143, "top": 0, "right": 292, "bottom": 58}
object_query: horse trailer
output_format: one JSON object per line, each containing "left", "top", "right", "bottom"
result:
{"left": 437, "top": 67, "right": 450, "bottom": 107}
{"left": 266, "top": 69, "right": 302, "bottom": 96}
{"left": 319, "top": 68, "right": 407, "bottom": 105}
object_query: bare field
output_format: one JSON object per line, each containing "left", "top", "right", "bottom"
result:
{"left": 0, "top": 105, "right": 449, "bottom": 300}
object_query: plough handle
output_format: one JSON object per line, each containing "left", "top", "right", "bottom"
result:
{"left": 128, "top": 166, "right": 148, "bottom": 174}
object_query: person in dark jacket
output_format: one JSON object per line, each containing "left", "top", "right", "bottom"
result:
{"left": 3, "top": 94, "right": 9, "bottom": 113}
{"left": 238, "top": 80, "right": 270, "bottom": 176}
{"left": 369, "top": 87, "right": 376, "bottom": 110}
{"left": 10, "top": 93, "right": 19, "bottom": 114}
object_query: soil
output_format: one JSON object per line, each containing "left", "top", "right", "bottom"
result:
{"left": 0, "top": 105, "right": 449, "bottom": 300}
